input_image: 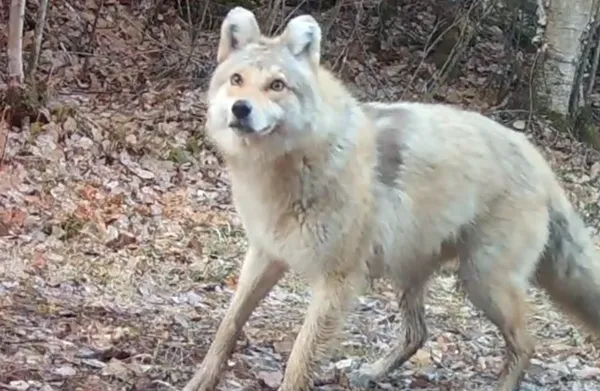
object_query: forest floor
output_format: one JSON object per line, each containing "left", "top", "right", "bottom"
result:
{"left": 1, "top": 1, "right": 600, "bottom": 390}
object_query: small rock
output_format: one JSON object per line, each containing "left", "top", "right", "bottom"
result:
{"left": 104, "top": 224, "right": 119, "bottom": 242}
{"left": 102, "top": 358, "right": 131, "bottom": 380}
{"left": 82, "top": 358, "right": 106, "bottom": 369}
{"left": 8, "top": 381, "right": 29, "bottom": 391}
{"left": 150, "top": 203, "right": 163, "bottom": 216}
{"left": 77, "top": 136, "right": 94, "bottom": 150}
{"left": 63, "top": 116, "right": 78, "bottom": 133}
{"left": 512, "top": 120, "right": 526, "bottom": 130}
{"left": 184, "top": 291, "right": 204, "bottom": 307}
{"left": 334, "top": 358, "right": 356, "bottom": 370}
{"left": 257, "top": 370, "right": 283, "bottom": 389}
{"left": 54, "top": 364, "right": 77, "bottom": 377}
{"left": 574, "top": 365, "right": 600, "bottom": 379}
{"left": 134, "top": 168, "right": 155, "bottom": 180}
{"left": 409, "top": 348, "right": 432, "bottom": 367}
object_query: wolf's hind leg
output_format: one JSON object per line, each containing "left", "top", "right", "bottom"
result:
{"left": 348, "top": 266, "right": 433, "bottom": 390}
{"left": 357, "top": 286, "right": 427, "bottom": 383}
{"left": 460, "top": 258, "right": 535, "bottom": 391}
{"left": 349, "top": 243, "right": 458, "bottom": 387}
{"left": 458, "top": 205, "right": 547, "bottom": 391}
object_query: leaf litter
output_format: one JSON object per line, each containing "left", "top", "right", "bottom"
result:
{"left": 1, "top": 0, "right": 600, "bottom": 390}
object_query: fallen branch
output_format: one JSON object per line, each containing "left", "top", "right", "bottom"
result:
{"left": 82, "top": 0, "right": 106, "bottom": 77}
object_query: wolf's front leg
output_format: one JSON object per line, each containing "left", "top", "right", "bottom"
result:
{"left": 183, "top": 247, "right": 287, "bottom": 391}
{"left": 278, "top": 270, "right": 365, "bottom": 391}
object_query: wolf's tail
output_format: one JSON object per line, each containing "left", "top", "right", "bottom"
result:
{"left": 535, "top": 188, "right": 600, "bottom": 332}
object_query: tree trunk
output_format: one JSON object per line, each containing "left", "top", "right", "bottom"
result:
{"left": 7, "top": 0, "right": 27, "bottom": 89}
{"left": 29, "top": 0, "right": 50, "bottom": 80}
{"left": 536, "top": 0, "right": 595, "bottom": 116}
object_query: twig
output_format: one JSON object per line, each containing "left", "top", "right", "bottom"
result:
{"left": 331, "top": 0, "right": 363, "bottom": 73}
{"left": 0, "top": 383, "right": 24, "bottom": 391}
{"left": 402, "top": 0, "right": 481, "bottom": 99}
{"left": 267, "top": 0, "right": 284, "bottom": 35}
{"left": 275, "top": 0, "right": 308, "bottom": 36}
{"left": 81, "top": 0, "right": 106, "bottom": 77}
{"left": 527, "top": 48, "right": 542, "bottom": 132}
{"left": 119, "top": 11, "right": 196, "bottom": 58}
{"left": 0, "top": 108, "right": 10, "bottom": 168}
{"left": 182, "top": 0, "right": 210, "bottom": 72}
{"left": 427, "top": 0, "right": 495, "bottom": 95}
{"left": 151, "top": 380, "right": 178, "bottom": 390}
{"left": 140, "top": 0, "right": 163, "bottom": 45}
{"left": 28, "top": 0, "right": 50, "bottom": 80}
{"left": 320, "top": 0, "right": 344, "bottom": 39}
{"left": 357, "top": 31, "right": 392, "bottom": 101}
{"left": 178, "top": 0, "right": 194, "bottom": 71}
{"left": 400, "top": 19, "right": 441, "bottom": 100}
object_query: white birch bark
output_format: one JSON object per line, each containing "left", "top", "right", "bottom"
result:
{"left": 538, "top": 0, "right": 595, "bottom": 115}
{"left": 7, "top": 0, "right": 27, "bottom": 87}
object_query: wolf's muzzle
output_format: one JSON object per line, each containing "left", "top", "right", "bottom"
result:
{"left": 232, "top": 100, "right": 252, "bottom": 120}
{"left": 230, "top": 100, "right": 255, "bottom": 133}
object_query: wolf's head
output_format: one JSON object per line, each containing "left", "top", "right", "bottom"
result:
{"left": 205, "top": 7, "right": 325, "bottom": 160}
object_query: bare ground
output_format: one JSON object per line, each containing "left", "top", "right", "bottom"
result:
{"left": 2, "top": 1, "right": 600, "bottom": 390}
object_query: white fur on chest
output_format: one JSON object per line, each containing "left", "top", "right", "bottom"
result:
{"left": 232, "top": 185, "right": 342, "bottom": 277}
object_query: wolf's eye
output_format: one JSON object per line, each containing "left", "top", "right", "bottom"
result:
{"left": 269, "top": 79, "right": 286, "bottom": 91}
{"left": 230, "top": 73, "right": 243, "bottom": 86}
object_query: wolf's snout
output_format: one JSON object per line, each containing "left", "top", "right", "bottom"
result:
{"left": 232, "top": 100, "right": 252, "bottom": 120}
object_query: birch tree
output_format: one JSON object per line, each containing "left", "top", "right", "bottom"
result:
{"left": 7, "top": 0, "right": 27, "bottom": 94}
{"left": 535, "top": 0, "right": 595, "bottom": 118}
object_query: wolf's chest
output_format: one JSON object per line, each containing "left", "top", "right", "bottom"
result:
{"left": 234, "top": 193, "right": 344, "bottom": 273}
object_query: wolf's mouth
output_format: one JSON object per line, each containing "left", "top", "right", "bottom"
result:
{"left": 229, "top": 121, "right": 276, "bottom": 137}
{"left": 229, "top": 121, "right": 254, "bottom": 134}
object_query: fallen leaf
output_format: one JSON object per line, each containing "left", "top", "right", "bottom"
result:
{"left": 54, "top": 364, "right": 77, "bottom": 377}
{"left": 80, "top": 184, "right": 100, "bottom": 201}
{"left": 225, "top": 274, "right": 239, "bottom": 289}
{"left": 102, "top": 358, "right": 132, "bottom": 380}
{"left": 410, "top": 349, "right": 431, "bottom": 367}
{"left": 31, "top": 251, "right": 47, "bottom": 269}
{"left": 257, "top": 370, "right": 283, "bottom": 389}
{"left": 106, "top": 232, "right": 137, "bottom": 249}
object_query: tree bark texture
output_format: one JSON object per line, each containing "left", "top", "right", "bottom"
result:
{"left": 29, "top": 0, "right": 50, "bottom": 79}
{"left": 7, "top": 0, "right": 27, "bottom": 87}
{"left": 537, "top": 0, "right": 595, "bottom": 116}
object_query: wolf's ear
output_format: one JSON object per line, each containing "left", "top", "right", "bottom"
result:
{"left": 283, "top": 14, "right": 322, "bottom": 65}
{"left": 217, "top": 7, "right": 261, "bottom": 64}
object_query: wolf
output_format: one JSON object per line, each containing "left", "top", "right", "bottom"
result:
{"left": 182, "top": 6, "right": 600, "bottom": 391}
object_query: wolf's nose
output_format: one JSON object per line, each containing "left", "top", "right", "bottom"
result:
{"left": 231, "top": 100, "right": 252, "bottom": 119}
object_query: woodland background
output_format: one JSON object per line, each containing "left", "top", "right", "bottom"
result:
{"left": 1, "top": 0, "right": 600, "bottom": 390}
